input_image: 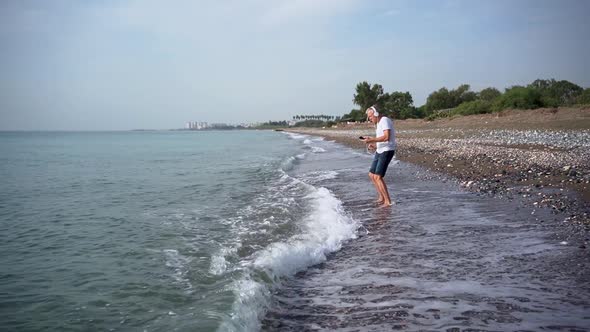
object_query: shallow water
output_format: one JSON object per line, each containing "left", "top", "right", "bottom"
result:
{"left": 263, "top": 150, "right": 590, "bottom": 331}
{"left": 0, "top": 131, "right": 361, "bottom": 331}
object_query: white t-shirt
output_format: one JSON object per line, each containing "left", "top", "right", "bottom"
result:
{"left": 375, "top": 117, "right": 396, "bottom": 153}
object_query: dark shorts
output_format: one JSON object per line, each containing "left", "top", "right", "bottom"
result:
{"left": 369, "top": 150, "right": 395, "bottom": 177}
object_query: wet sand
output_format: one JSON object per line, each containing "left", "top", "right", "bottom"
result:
{"left": 285, "top": 108, "right": 590, "bottom": 236}
{"left": 262, "top": 109, "right": 590, "bottom": 330}
{"left": 263, "top": 161, "right": 590, "bottom": 330}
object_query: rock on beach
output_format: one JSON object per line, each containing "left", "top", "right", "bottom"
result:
{"left": 286, "top": 108, "right": 590, "bottom": 234}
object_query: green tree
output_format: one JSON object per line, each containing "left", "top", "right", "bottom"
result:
{"left": 478, "top": 87, "right": 501, "bottom": 101}
{"left": 452, "top": 100, "right": 493, "bottom": 116}
{"left": 576, "top": 88, "right": 590, "bottom": 105}
{"left": 399, "top": 106, "right": 424, "bottom": 119}
{"left": 425, "top": 87, "right": 452, "bottom": 112}
{"left": 383, "top": 91, "right": 414, "bottom": 119}
{"left": 415, "top": 105, "right": 427, "bottom": 118}
{"left": 353, "top": 81, "right": 387, "bottom": 112}
{"left": 451, "top": 84, "right": 477, "bottom": 105}
{"left": 529, "top": 79, "right": 583, "bottom": 106}
{"left": 341, "top": 109, "right": 365, "bottom": 122}
{"left": 425, "top": 84, "right": 477, "bottom": 113}
{"left": 293, "top": 120, "right": 325, "bottom": 127}
{"left": 493, "top": 86, "right": 543, "bottom": 111}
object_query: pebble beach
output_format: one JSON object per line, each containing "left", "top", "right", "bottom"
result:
{"left": 265, "top": 110, "right": 590, "bottom": 330}
{"left": 287, "top": 108, "right": 590, "bottom": 240}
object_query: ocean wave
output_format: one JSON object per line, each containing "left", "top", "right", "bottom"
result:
{"left": 311, "top": 146, "right": 326, "bottom": 153}
{"left": 162, "top": 249, "right": 193, "bottom": 291}
{"left": 302, "top": 170, "right": 339, "bottom": 183}
{"left": 280, "top": 156, "right": 299, "bottom": 172}
{"left": 209, "top": 246, "right": 239, "bottom": 276}
{"left": 283, "top": 132, "right": 307, "bottom": 140}
{"left": 253, "top": 187, "right": 357, "bottom": 275}
{"left": 218, "top": 184, "right": 359, "bottom": 331}
{"left": 209, "top": 155, "right": 304, "bottom": 278}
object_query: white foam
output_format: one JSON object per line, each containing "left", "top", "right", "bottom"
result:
{"left": 253, "top": 187, "right": 357, "bottom": 276}
{"left": 303, "top": 139, "right": 313, "bottom": 145}
{"left": 311, "top": 146, "right": 326, "bottom": 153}
{"left": 163, "top": 249, "right": 193, "bottom": 290}
{"left": 209, "top": 255, "right": 228, "bottom": 275}
{"left": 283, "top": 132, "right": 307, "bottom": 140}
{"left": 303, "top": 170, "right": 339, "bottom": 182}
{"left": 210, "top": 172, "right": 303, "bottom": 278}
{"left": 280, "top": 156, "right": 297, "bottom": 171}
{"left": 219, "top": 186, "right": 359, "bottom": 331}
{"left": 210, "top": 245, "right": 239, "bottom": 276}
{"left": 217, "top": 278, "right": 270, "bottom": 332}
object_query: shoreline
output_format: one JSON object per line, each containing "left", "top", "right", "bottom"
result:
{"left": 285, "top": 109, "right": 590, "bottom": 239}
{"left": 264, "top": 129, "right": 590, "bottom": 330}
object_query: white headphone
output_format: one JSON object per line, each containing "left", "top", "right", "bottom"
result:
{"left": 369, "top": 106, "right": 379, "bottom": 117}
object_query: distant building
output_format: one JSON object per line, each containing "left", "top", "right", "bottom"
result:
{"left": 185, "top": 121, "right": 209, "bottom": 130}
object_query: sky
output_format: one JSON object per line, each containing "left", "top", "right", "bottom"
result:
{"left": 1, "top": 0, "right": 589, "bottom": 130}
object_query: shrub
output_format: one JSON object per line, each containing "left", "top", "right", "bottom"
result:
{"left": 478, "top": 87, "right": 501, "bottom": 101}
{"left": 293, "top": 120, "right": 326, "bottom": 127}
{"left": 425, "top": 84, "right": 476, "bottom": 112}
{"left": 529, "top": 79, "right": 583, "bottom": 106}
{"left": 451, "top": 100, "right": 493, "bottom": 116}
{"left": 576, "top": 88, "right": 590, "bottom": 105}
{"left": 425, "top": 113, "right": 437, "bottom": 121}
{"left": 398, "top": 108, "right": 415, "bottom": 119}
{"left": 540, "top": 96, "right": 560, "bottom": 108}
{"left": 493, "top": 86, "right": 543, "bottom": 112}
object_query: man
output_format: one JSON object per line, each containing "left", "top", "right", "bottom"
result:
{"left": 362, "top": 105, "right": 396, "bottom": 207}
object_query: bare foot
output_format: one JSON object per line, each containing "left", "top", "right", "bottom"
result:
{"left": 379, "top": 201, "right": 393, "bottom": 208}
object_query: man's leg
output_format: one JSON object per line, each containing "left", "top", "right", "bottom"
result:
{"left": 374, "top": 150, "right": 394, "bottom": 207}
{"left": 369, "top": 172, "right": 384, "bottom": 203}
{"left": 368, "top": 154, "right": 383, "bottom": 203}
{"left": 375, "top": 176, "right": 392, "bottom": 206}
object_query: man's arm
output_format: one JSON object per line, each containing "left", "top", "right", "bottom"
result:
{"left": 364, "top": 129, "right": 390, "bottom": 143}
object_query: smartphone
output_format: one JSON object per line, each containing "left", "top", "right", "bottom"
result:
{"left": 358, "top": 136, "right": 365, "bottom": 140}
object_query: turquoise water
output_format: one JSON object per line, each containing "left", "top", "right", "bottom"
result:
{"left": 0, "top": 131, "right": 361, "bottom": 331}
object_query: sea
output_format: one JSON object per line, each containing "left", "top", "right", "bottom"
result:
{"left": 0, "top": 130, "right": 371, "bottom": 331}
{"left": 3, "top": 130, "right": 589, "bottom": 331}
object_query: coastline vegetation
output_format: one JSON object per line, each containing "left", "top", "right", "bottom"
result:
{"left": 343, "top": 78, "right": 589, "bottom": 122}
{"left": 255, "top": 120, "right": 289, "bottom": 129}
{"left": 255, "top": 78, "right": 588, "bottom": 129}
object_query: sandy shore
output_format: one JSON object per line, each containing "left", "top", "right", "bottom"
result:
{"left": 287, "top": 108, "right": 590, "bottom": 238}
